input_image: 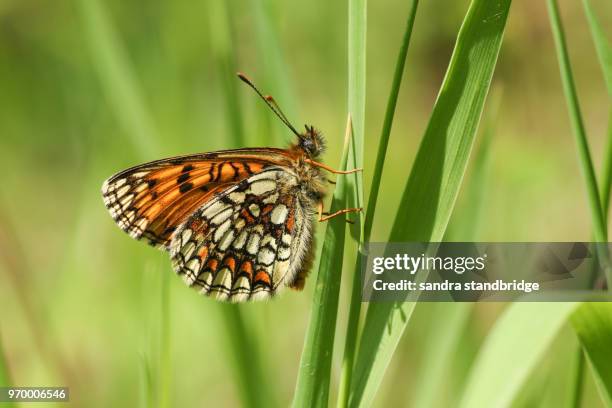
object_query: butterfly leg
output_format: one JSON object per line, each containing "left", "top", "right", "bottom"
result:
{"left": 317, "top": 201, "right": 362, "bottom": 223}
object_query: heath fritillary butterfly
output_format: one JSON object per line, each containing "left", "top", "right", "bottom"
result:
{"left": 102, "top": 73, "right": 361, "bottom": 302}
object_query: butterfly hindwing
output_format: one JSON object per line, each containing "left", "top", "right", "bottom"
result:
{"left": 169, "top": 167, "right": 313, "bottom": 302}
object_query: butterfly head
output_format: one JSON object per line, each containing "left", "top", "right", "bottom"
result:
{"left": 297, "top": 125, "right": 326, "bottom": 158}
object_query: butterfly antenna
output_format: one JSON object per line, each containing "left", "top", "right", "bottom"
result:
{"left": 237, "top": 72, "right": 301, "bottom": 137}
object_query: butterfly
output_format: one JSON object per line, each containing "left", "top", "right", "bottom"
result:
{"left": 102, "top": 73, "right": 361, "bottom": 302}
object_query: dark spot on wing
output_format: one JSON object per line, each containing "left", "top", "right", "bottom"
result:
{"left": 177, "top": 173, "right": 190, "bottom": 184}
{"left": 180, "top": 182, "right": 194, "bottom": 193}
{"left": 163, "top": 226, "right": 177, "bottom": 235}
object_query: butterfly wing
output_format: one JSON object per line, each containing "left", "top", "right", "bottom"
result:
{"left": 101, "top": 148, "right": 295, "bottom": 248}
{"left": 169, "top": 167, "right": 314, "bottom": 302}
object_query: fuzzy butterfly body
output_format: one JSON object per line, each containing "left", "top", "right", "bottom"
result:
{"left": 102, "top": 133, "right": 328, "bottom": 302}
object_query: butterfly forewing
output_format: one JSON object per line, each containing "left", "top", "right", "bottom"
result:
{"left": 169, "top": 167, "right": 313, "bottom": 302}
{"left": 101, "top": 149, "right": 296, "bottom": 248}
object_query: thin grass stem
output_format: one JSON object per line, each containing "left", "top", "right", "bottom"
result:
{"left": 547, "top": 0, "right": 611, "bottom": 284}
{"left": 363, "top": 0, "right": 418, "bottom": 243}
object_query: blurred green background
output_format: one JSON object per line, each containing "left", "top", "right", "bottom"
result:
{"left": 0, "top": 0, "right": 610, "bottom": 406}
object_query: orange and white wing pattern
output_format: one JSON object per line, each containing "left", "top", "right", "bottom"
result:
{"left": 101, "top": 149, "right": 293, "bottom": 249}
{"left": 169, "top": 167, "right": 315, "bottom": 302}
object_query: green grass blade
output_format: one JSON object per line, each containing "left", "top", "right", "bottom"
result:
{"left": 410, "top": 303, "right": 472, "bottom": 408}
{"left": 349, "top": 1, "right": 512, "bottom": 406}
{"left": 159, "top": 267, "right": 171, "bottom": 408}
{"left": 570, "top": 348, "right": 587, "bottom": 408}
{"left": 546, "top": 14, "right": 611, "bottom": 403}
{"left": 208, "top": 0, "right": 245, "bottom": 147}
{"left": 388, "top": 1, "right": 510, "bottom": 243}
{"left": 571, "top": 304, "right": 612, "bottom": 407}
{"left": 139, "top": 352, "right": 154, "bottom": 408}
{"left": 337, "top": 256, "right": 362, "bottom": 408}
{"left": 583, "top": 0, "right": 612, "bottom": 216}
{"left": 76, "top": 0, "right": 159, "bottom": 156}
{"left": 445, "top": 86, "right": 502, "bottom": 240}
{"left": 584, "top": 0, "right": 612, "bottom": 217}
{"left": 458, "top": 303, "right": 580, "bottom": 408}
{"left": 582, "top": 0, "right": 612, "bottom": 97}
{"left": 572, "top": 110, "right": 612, "bottom": 408}
{"left": 363, "top": 0, "right": 418, "bottom": 243}
{"left": 570, "top": 4, "right": 612, "bottom": 403}
{"left": 603, "top": 112, "right": 612, "bottom": 222}
{"left": 547, "top": 0, "right": 608, "bottom": 248}
{"left": 0, "top": 333, "right": 14, "bottom": 408}
{"left": 292, "top": 119, "right": 354, "bottom": 408}
{"left": 0, "top": 332, "right": 11, "bottom": 386}
{"left": 336, "top": 0, "right": 370, "bottom": 406}
{"left": 250, "top": 0, "right": 296, "bottom": 146}
{"left": 348, "top": 0, "right": 366, "bottom": 205}
{"left": 220, "top": 305, "right": 273, "bottom": 408}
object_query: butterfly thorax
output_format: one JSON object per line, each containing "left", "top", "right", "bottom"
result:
{"left": 285, "top": 156, "right": 327, "bottom": 205}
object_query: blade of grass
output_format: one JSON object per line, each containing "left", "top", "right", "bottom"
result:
{"left": 546, "top": 12, "right": 612, "bottom": 402}
{"left": 250, "top": 0, "right": 296, "bottom": 146}
{"left": 0, "top": 209, "right": 76, "bottom": 384}
{"left": 458, "top": 303, "right": 580, "bottom": 408}
{"left": 410, "top": 303, "right": 472, "bottom": 408}
{"left": 569, "top": 4, "right": 612, "bottom": 406}
{"left": 139, "top": 352, "right": 154, "bottom": 408}
{"left": 347, "top": 0, "right": 366, "bottom": 210}
{"left": 547, "top": 0, "right": 610, "bottom": 281}
{"left": 362, "top": 0, "right": 418, "bottom": 244}
{"left": 349, "top": 1, "right": 512, "bottom": 406}
{"left": 582, "top": 0, "right": 612, "bottom": 96}
{"left": 159, "top": 265, "right": 171, "bottom": 408}
{"left": 569, "top": 110, "right": 612, "bottom": 407}
{"left": 571, "top": 303, "right": 612, "bottom": 407}
{"left": 76, "top": 0, "right": 159, "bottom": 157}
{"left": 292, "top": 118, "right": 355, "bottom": 408}
{"left": 603, "top": 113, "right": 612, "bottom": 222}
{"left": 0, "top": 332, "right": 10, "bottom": 386}
{"left": 337, "top": 0, "right": 370, "bottom": 406}
{"left": 208, "top": 0, "right": 245, "bottom": 147}
{"left": 220, "top": 305, "right": 274, "bottom": 408}
{"left": 570, "top": 347, "right": 587, "bottom": 408}
{"left": 444, "top": 85, "right": 502, "bottom": 240}
{"left": 582, "top": 0, "right": 612, "bottom": 218}
{"left": 0, "top": 333, "right": 14, "bottom": 408}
